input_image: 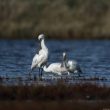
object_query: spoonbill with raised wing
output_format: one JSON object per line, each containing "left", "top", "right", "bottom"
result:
{"left": 62, "top": 52, "right": 82, "bottom": 75}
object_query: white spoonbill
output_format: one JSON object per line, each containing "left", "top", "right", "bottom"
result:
{"left": 62, "top": 52, "right": 82, "bottom": 75}
{"left": 30, "top": 34, "right": 49, "bottom": 77}
{"left": 43, "top": 54, "right": 69, "bottom": 76}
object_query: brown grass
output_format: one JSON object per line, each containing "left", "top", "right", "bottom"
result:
{"left": 0, "top": 100, "right": 110, "bottom": 110}
{"left": 0, "top": 84, "right": 110, "bottom": 110}
{"left": 0, "top": 83, "right": 110, "bottom": 101}
{"left": 0, "top": 0, "right": 110, "bottom": 39}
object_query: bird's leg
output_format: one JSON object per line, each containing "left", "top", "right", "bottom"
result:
{"left": 28, "top": 69, "right": 33, "bottom": 80}
{"left": 40, "top": 68, "right": 43, "bottom": 77}
{"left": 39, "top": 68, "right": 43, "bottom": 81}
{"left": 78, "top": 73, "right": 81, "bottom": 77}
{"left": 38, "top": 68, "right": 42, "bottom": 80}
{"left": 38, "top": 68, "right": 41, "bottom": 78}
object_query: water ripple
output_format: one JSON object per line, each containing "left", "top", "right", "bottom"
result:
{"left": 0, "top": 40, "right": 110, "bottom": 85}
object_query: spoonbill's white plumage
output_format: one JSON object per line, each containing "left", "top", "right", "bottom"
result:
{"left": 30, "top": 34, "right": 48, "bottom": 77}
{"left": 43, "top": 53, "right": 69, "bottom": 76}
{"left": 43, "top": 63, "right": 69, "bottom": 76}
{"left": 63, "top": 52, "right": 82, "bottom": 75}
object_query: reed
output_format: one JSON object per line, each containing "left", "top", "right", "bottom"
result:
{"left": 0, "top": 0, "right": 110, "bottom": 39}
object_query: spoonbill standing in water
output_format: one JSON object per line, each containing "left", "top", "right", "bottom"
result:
{"left": 62, "top": 52, "right": 82, "bottom": 76}
{"left": 30, "top": 34, "right": 49, "bottom": 78}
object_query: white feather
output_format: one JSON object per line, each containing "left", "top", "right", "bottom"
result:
{"left": 31, "top": 34, "right": 48, "bottom": 70}
{"left": 43, "top": 63, "right": 69, "bottom": 75}
{"left": 63, "top": 52, "right": 82, "bottom": 74}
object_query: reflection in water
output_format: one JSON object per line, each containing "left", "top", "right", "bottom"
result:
{"left": 0, "top": 40, "right": 110, "bottom": 86}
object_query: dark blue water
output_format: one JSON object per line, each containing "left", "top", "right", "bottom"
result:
{"left": 0, "top": 40, "right": 110, "bottom": 86}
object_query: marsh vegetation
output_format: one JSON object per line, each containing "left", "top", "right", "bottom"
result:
{"left": 0, "top": 84, "right": 110, "bottom": 110}
{"left": 0, "top": 0, "right": 110, "bottom": 39}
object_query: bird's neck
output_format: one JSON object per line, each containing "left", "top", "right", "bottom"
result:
{"left": 41, "top": 39, "right": 47, "bottom": 50}
{"left": 62, "top": 55, "right": 68, "bottom": 68}
{"left": 43, "top": 65, "right": 49, "bottom": 72}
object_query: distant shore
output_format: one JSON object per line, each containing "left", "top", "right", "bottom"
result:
{"left": 1, "top": 0, "right": 110, "bottom": 39}
{"left": 0, "top": 35, "right": 110, "bottom": 40}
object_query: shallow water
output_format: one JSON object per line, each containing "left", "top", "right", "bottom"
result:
{"left": 0, "top": 40, "right": 110, "bottom": 86}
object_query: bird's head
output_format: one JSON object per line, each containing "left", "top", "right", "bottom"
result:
{"left": 38, "top": 34, "right": 45, "bottom": 40}
{"left": 62, "top": 52, "right": 68, "bottom": 62}
{"left": 63, "top": 52, "right": 66, "bottom": 58}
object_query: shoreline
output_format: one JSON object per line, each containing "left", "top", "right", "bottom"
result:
{"left": 0, "top": 37, "right": 110, "bottom": 40}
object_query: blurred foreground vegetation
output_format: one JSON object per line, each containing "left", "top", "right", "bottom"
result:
{"left": 0, "top": 100, "right": 110, "bottom": 110}
{"left": 0, "top": 0, "right": 110, "bottom": 39}
{"left": 0, "top": 83, "right": 110, "bottom": 100}
{"left": 0, "top": 84, "right": 110, "bottom": 110}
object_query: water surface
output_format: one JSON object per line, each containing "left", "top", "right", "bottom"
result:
{"left": 0, "top": 40, "right": 110, "bottom": 86}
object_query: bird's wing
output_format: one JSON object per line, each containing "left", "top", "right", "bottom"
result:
{"left": 38, "top": 49, "right": 42, "bottom": 55}
{"left": 47, "top": 63, "right": 61, "bottom": 70}
{"left": 37, "top": 53, "right": 47, "bottom": 66}
{"left": 32, "top": 54, "right": 38, "bottom": 62}
{"left": 31, "top": 54, "right": 39, "bottom": 69}
{"left": 31, "top": 53, "right": 44, "bottom": 69}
